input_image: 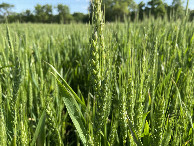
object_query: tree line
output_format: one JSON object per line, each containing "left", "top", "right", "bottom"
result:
{"left": 0, "top": 3, "right": 89, "bottom": 23}
{"left": 97, "top": 0, "right": 194, "bottom": 21}
{"left": 0, "top": 0, "right": 194, "bottom": 23}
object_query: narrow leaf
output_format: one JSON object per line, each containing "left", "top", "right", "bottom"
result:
{"left": 56, "top": 77, "right": 88, "bottom": 145}
{"left": 30, "top": 111, "right": 46, "bottom": 146}
{"left": 46, "top": 62, "right": 86, "bottom": 109}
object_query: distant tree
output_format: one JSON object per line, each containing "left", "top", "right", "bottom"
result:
{"left": 148, "top": 0, "right": 166, "bottom": 18}
{"left": 43, "top": 4, "right": 53, "bottom": 22}
{"left": 164, "top": 2, "right": 172, "bottom": 20}
{"left": 25, "top": 10, "right": 31, "bottom": 17}
{"left": 83, "top": 14, "right": 90, "bottom": 23}
{"left": 0, "top": 3, "right": 14, "bottom": 19}
{"left": 155, "top": 0, "right": 166, "bottom": 17}
{"left": 34, "top": 4, "right": 44, "bottom": 22}
{"left": 6, "top": 13, "right": 19, "bottom": 22}
{"left": 172, "top": 0, "right": 184, "bottom": 19}
{"left": 112, "top": 1, "right": 128, "bottom": 21}
{"left": 90, "top": 0, "right": 136, "bottom": 22}
{"left": 73, "top": 12, "right": 85, "bottom": 23}
{"left": 138, "top": 1, "right": 145, "bottom": 20}
{"left": 34, "top": 4, "right": 52, "bottom": 23}
{"left": 23, "top": 10, "right": 35, "bottom": 22}
{"left": 189, "top": 10, "right": 194, "bottom": 21}
{"left": 57, "top": 4, "right": 72, "bottom": 23}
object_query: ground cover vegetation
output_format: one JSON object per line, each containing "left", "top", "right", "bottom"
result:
{"left": 0, "top": 0, "right": 194, "bottom": 145}
{"left": 0, "top": 0, "right": 194, "bottom": 23}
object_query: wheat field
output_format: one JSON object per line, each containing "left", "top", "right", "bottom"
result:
{"left": 0, "top": 1, "right": 193, "bottom": 145}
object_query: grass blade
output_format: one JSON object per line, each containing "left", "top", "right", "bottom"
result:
{"left": 46, "top": 62, "right": 86, "bottom": 109}
{"left": 30, "top": 110, "right": 46, "bottom": 146}
{"left": 55, "top": 75, "right": 89, "bottom": 145}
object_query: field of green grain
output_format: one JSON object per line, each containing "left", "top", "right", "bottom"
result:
{"left": 0, "top": 8, "right": 194, "bottom": 146}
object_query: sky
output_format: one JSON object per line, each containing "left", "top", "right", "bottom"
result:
{"left": 0, "top": 0, "right": 193, "bottom": 14}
